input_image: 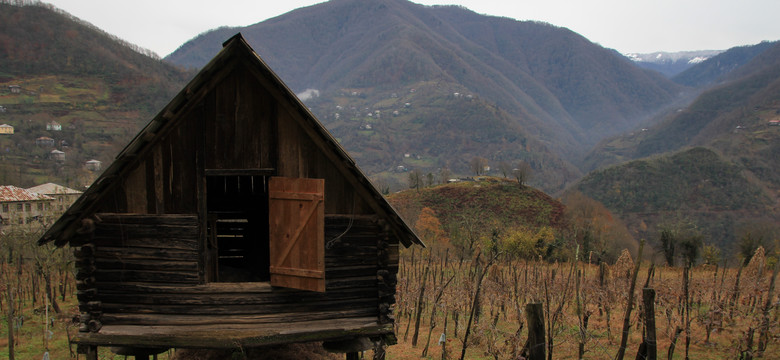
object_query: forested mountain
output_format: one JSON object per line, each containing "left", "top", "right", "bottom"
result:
{"left": 576, "top": 41, "right": 780, "bottom": 252}
{"left": 0, "top": 1, "right": 192, "bottom": 188}
{"left": 584, "top": 41, "right": 780, "bottom": 170}
{"left": 166, "top": 0, "right": 683, "bottom": 191}
{"left": 574, "top": 147, "right": 776, "bottom": 250}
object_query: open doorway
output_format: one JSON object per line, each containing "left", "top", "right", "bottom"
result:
{"left": 206, "top": 175, "right": 270, "bottom": 282}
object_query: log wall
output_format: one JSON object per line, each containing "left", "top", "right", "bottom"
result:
{"left": 75, "top": 214, "right": 397, "bottom": 332}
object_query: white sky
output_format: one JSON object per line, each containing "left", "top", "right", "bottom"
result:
{"left": 43, "top": 0, "right": 780, "bottom": 58}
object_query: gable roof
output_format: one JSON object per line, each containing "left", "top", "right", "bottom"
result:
{"left": 38, "top": 33, "right": 422, "bottom": 248}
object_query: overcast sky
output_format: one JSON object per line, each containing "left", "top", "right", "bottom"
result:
{"left": 43, "top": 0, "right": 780, "bottom": 58}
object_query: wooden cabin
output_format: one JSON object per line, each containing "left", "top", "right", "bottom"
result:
{"left": 38, "top": 34, "right": 422, "bottom": 359}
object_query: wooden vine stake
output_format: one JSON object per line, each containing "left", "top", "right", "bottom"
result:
{"left": 756, "top": 261, "right": 779, "bottom": 356}
{"left": 638, "top": 288, "right": 657, "bottom": 360}
{"left": 459, "top": 252, "right": 498, "bottom": 360}
{"left": 525, "top": 302, "right": 546, "bottom": 360}
{"left": 615, "top": 239, "right": 644, "bottom": 360}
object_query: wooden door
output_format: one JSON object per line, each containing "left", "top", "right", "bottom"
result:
{"left": 268, "top": 177, "right": 325, "bottom": 292}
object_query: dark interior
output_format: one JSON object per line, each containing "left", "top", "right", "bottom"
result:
{"left": 206, "top": 175, "right": 270, "bottom": 282}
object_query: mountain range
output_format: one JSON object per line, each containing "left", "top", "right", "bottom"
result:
{"left": 166, "top": 0, "right": 685, "bottom": 191}
{"left": 578, "top": 40, "right": 780, "bottom": 250}
{"left": 2, "top": 0, "right": 779, "bottom": 255}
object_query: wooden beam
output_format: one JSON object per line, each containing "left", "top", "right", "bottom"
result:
{"left": 205, "top": 168, "right": 276, "bottom": 176}
{"left": 72, "top": 318, "right": 393, "bottom": 349}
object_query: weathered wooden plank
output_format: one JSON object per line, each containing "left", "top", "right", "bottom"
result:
{"left": 94, "top": 259, "right": 198, "bottom": 272}
{"left": 96, "top": 213, "right": 198, "bottom": 225}
{"left": 325, "top": 256, "right": 378, "bottom": 267}
{"left": 171, "top": 122, "right": 199, "bottom": 213}
{"left": 153, "top": 145, "right": 165, "bottom": 213}
{"left": 94, "top": 247, "right": 198, "bottom": 261}
{"left": 94, "top": 223, "right": 198, "bottom": 238}
{"left": 73, "top": 317, "right": 392, "bottom": 349}
{"left": 100, "top": 308, "right": 378, "bottom": 326}
{"left": 99, "top": 297, "right": 378, "bottom": 316}
{"left": 95, "top": 269, "right": 199, "bottom": 284}
{"left": 196, "top": 100, "right": 208, "bottom": 283}
{"left": 325, "top": 265, "right": 378, "bottom": 279}
{"left": 325, "top": 245, "right": 380, "bottom": 257}
{"left": 205, "top": 169, "right": 275, "bottom": 176}
{"left": 94, "top": 275, "right": 377, "bottom": 295}
{"left": 92, "top": 237, "right": 198, "bottom": 251}
{"left": 97, "top": 286, "right": 377, "bottom": 306}
{"left": 145, "top": 155, "right": 156, "bottom": 214}
{"left": 124, "top": 162, "right": 147, "bottom": 213}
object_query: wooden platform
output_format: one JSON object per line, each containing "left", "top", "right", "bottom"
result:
{"left": 73, "top": 317, "right": 393, "bottom": 349}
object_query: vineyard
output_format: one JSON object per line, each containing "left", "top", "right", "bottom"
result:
{"left": 1, "top": 240, "right": 778, "bottom": 359}
{"left": 385, "top": 245, "right": 779, "bottom": 359}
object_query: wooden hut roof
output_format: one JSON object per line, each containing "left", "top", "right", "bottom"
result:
{"left": 38, "top": 33, "right": 422, "bottom": 248}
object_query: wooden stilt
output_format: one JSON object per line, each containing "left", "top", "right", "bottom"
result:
{"left": 86, "top": 346, "right": 98, "bottom": 360}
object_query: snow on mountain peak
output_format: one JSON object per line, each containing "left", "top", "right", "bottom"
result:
{"left": 688, "top": 56, "right": 708, "bottom": 64}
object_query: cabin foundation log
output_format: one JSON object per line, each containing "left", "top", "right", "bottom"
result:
{"left": 72, "top": 317, "right": 393, "bottom": 349}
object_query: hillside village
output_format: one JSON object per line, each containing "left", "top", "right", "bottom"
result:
{"left": 0, "top": 74, "right": 162, "bottom": 190}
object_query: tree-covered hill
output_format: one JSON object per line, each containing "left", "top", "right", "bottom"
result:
{"left": 387, "top": 177, "right": 567, "bottom": 235}
{"left": 574, "top": 147, "right": 777, "bottom": 251}
{"left": 0, "top": 1, "right": 192, "bottom": 188}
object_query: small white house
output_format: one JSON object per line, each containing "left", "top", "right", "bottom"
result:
{"left": 85, "top": 159, "right": 102, "bottom": 171}
{"left": 50, "top": 149, "right": 65, "bottom": 161}
{"left": 47, "top": 121, "right": 62, "bottom": 131}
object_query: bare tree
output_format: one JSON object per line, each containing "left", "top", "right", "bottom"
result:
{"left": 497, "top": 161, "right": 512, "bottom": 178}
{"left": 512, "top": 161, "right": 532, "bottom": 185}
{"left": 469, "top": 157, "right": 488, "bottom": 176}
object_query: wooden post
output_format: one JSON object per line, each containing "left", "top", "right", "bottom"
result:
{"left": 5, "top": 285, "right": 14, "bottom": 360}
{"left": 643, "top": 288, "right": 657, "bottom": 360}
{"left": 757, "top": 262, "right": 779, "bottom": 356}
{"left": 683, "top": 266, "right": 690, "bottom": 360}
{"left": 526, "top": 302, "right": 546, "bottom": 360}
{"left": 86, "top": 346, "right": 98, "bottom": 360}
{"left": 411, "top": 263, "right": 430, "bottom": 346}
{"left": 598, "top": 261, "right": 608, "bottom": 287}
{"left": 616, "top": 239, "right": 644, "bottom": 360}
